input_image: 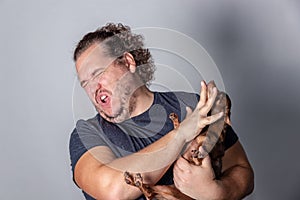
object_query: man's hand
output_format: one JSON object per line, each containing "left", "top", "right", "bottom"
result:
{"left": 177, "top": 81, "right": 223, "bottom": 143}
{"left": 173, "top": 141, "right": 255, "bottom": 200}
{"left": 173, "top": 155, "right": 219, "bottom": 200}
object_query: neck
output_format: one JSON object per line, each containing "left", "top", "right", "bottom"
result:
{"left": 129, "top": 86, "right": 154, "bottom": 118}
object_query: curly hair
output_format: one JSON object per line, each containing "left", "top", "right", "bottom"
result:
{"left": 73, "top": 23, "right": 155, "bottom": 86}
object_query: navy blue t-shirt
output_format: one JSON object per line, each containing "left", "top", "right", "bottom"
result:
{"left": 69, "top": 91, "right": 238, "bottom": 200}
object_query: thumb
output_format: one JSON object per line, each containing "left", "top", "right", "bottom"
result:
{"left": 202, "top": 154, "right": 212, "bottom": 168}
{"left": 185, "top": 106, "right": 192, "bottom": 117}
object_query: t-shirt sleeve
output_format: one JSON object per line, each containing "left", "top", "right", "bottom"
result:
{"left": 69, "top": 119, "right": 107, "bottom": 182}
{"left": 224, "top": 125, "right": 238, "bottom": 150}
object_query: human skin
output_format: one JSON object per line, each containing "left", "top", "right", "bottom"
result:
{"left": 173, "top": 84, "right": 254, "bottom": 200}
{"left": 174, "top": 141, "right": 254, "bottom": 200}
{"left": 74, "top": 42, "right": 253, "bottom": 199}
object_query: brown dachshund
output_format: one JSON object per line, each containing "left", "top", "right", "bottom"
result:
{"left": 124, "top": 91, "right": 231, "bottom": 200}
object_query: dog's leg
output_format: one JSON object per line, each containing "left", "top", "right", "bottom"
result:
{"left": 124, "top": 171, "right": 156, "bottom": 200}
{"left": 169, "top": 113, "right": 180, "bottom": 129}
{"left": 124, "top": 171, "right": 135, "bottom": 186}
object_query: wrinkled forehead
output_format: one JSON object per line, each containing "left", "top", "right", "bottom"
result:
{"left": 75, "top": 42, "right": 117, "bottom": 76}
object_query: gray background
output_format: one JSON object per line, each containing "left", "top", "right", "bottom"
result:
{"left": 1, "top": 0, "right": 299, "bottom": 199}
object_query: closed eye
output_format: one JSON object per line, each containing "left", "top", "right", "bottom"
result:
{"left": 80, "top": 68, "right": 105, "bottom": 88}
{"left": 80, "top": 80, "right": 87, "bottom": 88}
{"left": 91, "top": 68, "right": 104, "bottom": 80}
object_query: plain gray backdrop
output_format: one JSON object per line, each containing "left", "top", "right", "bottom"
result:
{"left": 1, "top": 0, "right": 300, "bottom": 199}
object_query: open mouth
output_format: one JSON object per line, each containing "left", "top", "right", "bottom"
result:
{"left": 95, "top": 89, "right": 111, "bottom": 106}
{"left": 100, "top": 94, "right": 108, "bottom": 103}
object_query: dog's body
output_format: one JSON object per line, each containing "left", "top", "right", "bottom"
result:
{"left": 124, "top": 91, "right": 231, "bottom": 200}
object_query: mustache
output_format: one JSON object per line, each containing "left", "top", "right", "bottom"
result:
{"left": 95, "top": 88, "right": 112, "bottom": 96}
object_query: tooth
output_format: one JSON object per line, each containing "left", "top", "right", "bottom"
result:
{"left": 100, "top": 95, "right": 107, "bottom": 103}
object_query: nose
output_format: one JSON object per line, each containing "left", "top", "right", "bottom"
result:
{"left": 88, "top": 79, "right": 102, "bottom": 95}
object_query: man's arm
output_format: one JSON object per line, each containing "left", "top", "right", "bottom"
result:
{"left": 173, "top": 141, "right": 254, "bottom": 200}
{"left": 74, "top": 82, "right": 224, "bottom": 199}
{"left": 75, "top": 128, "right": 183, "bottom": 200}
{"left": 218, "top": 141, "right": 254, "bottom": 199}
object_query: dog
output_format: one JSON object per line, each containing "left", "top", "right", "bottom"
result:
{"left": 124, "top": 89, "right": 231, "bottom": 200}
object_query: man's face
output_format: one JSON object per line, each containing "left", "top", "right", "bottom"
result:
{"left": 75, "top": 43, "right": 136, "bottom": 123}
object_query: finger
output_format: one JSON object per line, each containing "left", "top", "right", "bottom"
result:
{"left": 207, "top": 80, "right": 216, "bottom": 88}
{"left": 173, "top": 164, "right": 188, "bottom": 188}
{"left": 207, "top": 83, "right": 214, "bottom": 99}
{"left": 175, "top": 156, "right": 191, "bottom": 172}
{"left": 201, "top": 154, "right": 212, "bottom": 169}
{"left": 207, "top": 81, "right": 218, "bottom": 98}
{"left": 199, "top": 87, "right": 218, "bottom": 115}
{"left": 173, "top": 172, "right": 182, "bottom": 188}
{"left": 197, "top": 81, "right": 207, "bottom": 109}
{"left": 173, "top": 163, "right": 185, "bottom": 182}
{"left": 200, "top": 111, "right": 224, "bottom": 126}
{"left": 173, "top": 160, "right": 183, "bottom": 174}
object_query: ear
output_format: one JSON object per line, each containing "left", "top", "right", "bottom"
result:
{"left": 123, "top": 52, "right": 136, "bottom": 73}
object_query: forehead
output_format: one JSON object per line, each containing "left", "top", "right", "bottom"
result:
{"left": 75, "top": 43, "right": 115, "bottom": 76}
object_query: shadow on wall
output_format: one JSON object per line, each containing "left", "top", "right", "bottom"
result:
{"left": 192, "top": 1, "right": 300, "bottom": 200}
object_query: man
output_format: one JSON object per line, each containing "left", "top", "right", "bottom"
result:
{"left": 69, "top": 23, "right": 254, "bottom": 200}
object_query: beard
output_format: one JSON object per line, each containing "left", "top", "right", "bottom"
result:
{"left": 94, "top": 70, "right": 144, "bottom": 123}
{"left": 96, "top": 82, "right": 138, "bottom": 123}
